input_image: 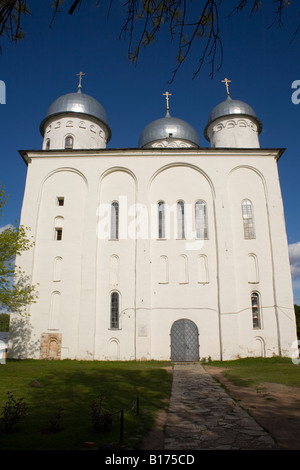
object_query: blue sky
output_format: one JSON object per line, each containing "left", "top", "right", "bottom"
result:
{"left": 0, "top": 1, "right": 299, "bottom": 302}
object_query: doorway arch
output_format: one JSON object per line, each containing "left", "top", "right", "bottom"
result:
{"left": 170, "top": 319, "right": 199, "bottom": 361}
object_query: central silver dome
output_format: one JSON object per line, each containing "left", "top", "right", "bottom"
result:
{"left": 40, "top": 90, "right": 111, "bottom": 141}
{"left": 139, "top": 112, "right": 200, "bottom": 148}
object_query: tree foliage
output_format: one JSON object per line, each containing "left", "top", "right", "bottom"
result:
{"left": 0, "top": 184, "right": 38, "bottom": 314}
{"left": 0, "top": 312, "right": 9, "bottom": 331}
{"left": 0, "top": 0, "right": 298, "bottom": 80}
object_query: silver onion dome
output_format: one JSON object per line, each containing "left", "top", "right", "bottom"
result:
{"left": 40, "top": 89, "right": 111, "bottom": 141}
{"left": 204, "top": 95, "right": 262, "bottom": 140}
{"left": 138, "top": 111, "right": 200, "bottom": 148}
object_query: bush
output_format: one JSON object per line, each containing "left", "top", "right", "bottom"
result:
{"left": 1, "top": 391, "right": 28, "bottom": 432}
{"left": 90, "top": 394, "right": 113, "bottom": 432}
{"left": 43, "top": 407, "right": 64, "bottom": 434}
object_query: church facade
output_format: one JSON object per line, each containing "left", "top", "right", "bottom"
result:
{"left": 9, "top": 80, "right": 298, "bottom": 361}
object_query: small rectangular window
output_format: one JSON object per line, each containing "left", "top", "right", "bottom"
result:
{"left": 57, "top": 197, "right": 64, "bottom": 206}
{"left": 55, "top": 228, "right": 63, "bottom": 241}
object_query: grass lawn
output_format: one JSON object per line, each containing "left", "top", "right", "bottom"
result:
{"left": 0, "top": 359, "right": 172, "bottom": 450}
{"left": 208, "top": 356, "right": 300, "bottom": 388}
{"left": 0, "top": 357, "right": 299, "bottom": 450}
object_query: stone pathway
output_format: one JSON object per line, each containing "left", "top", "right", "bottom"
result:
{"left": 163, "top": 364, "right": 277, "bottom": 450}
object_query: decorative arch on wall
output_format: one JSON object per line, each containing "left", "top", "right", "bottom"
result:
{"left": 197, "top": 254, "right": 209, "bottom": 284}
{"left": 247, "top": 253, "right": 259, "bottom": 284}
{"left": 158, "top": 255, "right": 169, "bottom": 284}
{"left": 108, "top": 337, "right": 120, "bottom": 360}
{"left": 98, "top": 166, "right": 138, "bottom": 188}
{"left": 40, "top": 333, "right": 62, "bottom": 360}
{"left": 109, "top": 255, "right": 119, "bottom": 285}
{"left": 53, "top": 256, "right": 63, "bottom": 282}
{"left": 149, "top": 162, "right": 220, "bottom": 355}
{"left": 54, "top": 216, "right": 64, "bottom": 227}
{"left": 97, "top": 167, "right": 138, "bottom": 240}
{"left": 31, "top": 168, "right": 88, "bottom": 328}
{"left": 178, "top": 254, "right": 188, "bottom": 284}
{"left": 149, "top": 163, "right": 216, "bottom": 244}
{"left": 254, "top": 336, "right": 266, "bottom": 357}
{"left": 49, "top": 291, "right": 61, "bottom": 330}
{"left": 39, "top": 167, "right": 88, "bottom": 203}
{"left": 228, "top": 165, "right": 281, "bottom": 354}
{"left": 149, "top": 162, "right": 216, "bottom": 199}
{"left": 228, "top": 165, "right": 269, "bottom": 200}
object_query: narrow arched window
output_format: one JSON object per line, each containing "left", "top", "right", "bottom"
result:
{"left": 45, "top": 138, "right": 50, "bottom": 150}
{"left": 195, "top": 200, "right": 208, "bottom": 239}
{"left": 110, "top": 292, "right": 119, "bottom": 329}
{"left": 64, "top": 135, "right": 74, "bottom": 149}
{"left": 251, "top": 292, "right": 261, "bottom": 329}
{"left": 158, "top": 201, "right": 165, "bottom": 239}
{"left": 242, "top": 199, "right": 255, "bottom": 239}
{"left": 110, "top": 201, "right": 119, "bottom": 240}
{"left": 177, "top": 200, "right": 185, "bottom": 239}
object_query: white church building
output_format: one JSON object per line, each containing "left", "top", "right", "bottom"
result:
{"left": 9, "top": 77, "right": 298, "bottom": 362}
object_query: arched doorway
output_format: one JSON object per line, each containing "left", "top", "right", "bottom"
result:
{"left": 171, "top": 319, "right": 199, "bottom": 361}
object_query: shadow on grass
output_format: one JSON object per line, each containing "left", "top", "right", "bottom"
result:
{"left": 0, "top": 360, "right": 173, "bottom": 450}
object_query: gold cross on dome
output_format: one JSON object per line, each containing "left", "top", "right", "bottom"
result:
{"left": 222, "top": 77, "right": 231, "bottom": 95}
{"left": 76, "top": 71, "right": 86, "bottom": 88}
{"left": 163, "top": 91, "right": 172, "bottom": 110}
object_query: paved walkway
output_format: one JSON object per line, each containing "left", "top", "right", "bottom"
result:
{"left": 163, "top": 363, "right": 277, "bottom": 450}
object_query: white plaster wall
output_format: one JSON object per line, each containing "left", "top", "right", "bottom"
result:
{"left": 95, "top": 169, "right": 137, "bottom": 360}
{"left": 148, "top": 164, "right": 221, "bottom": 360}
{"left": 9, "top": 148, "right": 297, "bottom": 362}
